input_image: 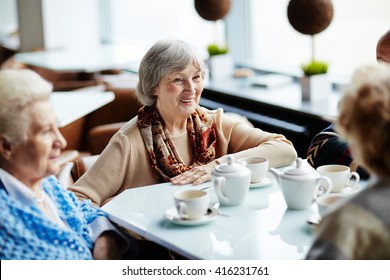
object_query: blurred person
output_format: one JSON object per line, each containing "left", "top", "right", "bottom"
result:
{"left": 306, "top": 29, "right": 390, "bottom": 179}
{"left": 0, "top": 69, "right": 138, "bottom": 260}
{"left": 306, "top": 63, "right": 390, "bottom": 259}
{"left": 377, "top": 29, "right": 390, "bottom": 63}
{"left": 306, "top": 122, "right": 370, "bottom": 179}
{"left": 69, "top": 39, "right": 297, "bottom": 206}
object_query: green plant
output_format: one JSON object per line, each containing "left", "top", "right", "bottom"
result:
{"left": 207, "top": 44, "right": 228, "bottom": 56}
{"left": 301, "top": 60, "right": 328, "bottom": 76}
{"left": 300, "top": 35, "right": 329, "bottom": 76}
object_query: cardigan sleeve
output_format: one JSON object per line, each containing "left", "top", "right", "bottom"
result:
{"left": 212, "top": 108, "right": 297, "bottom": 167}
{"left": 69, "top": 131, "right": 132, "bottom": 206}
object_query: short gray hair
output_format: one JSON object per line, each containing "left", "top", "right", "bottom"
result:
{"left": 0, "top": 69, "right": 52, "bottom": 143}
{"left": 136, "top": 39, "right": 206, "bottom": 106}
{"left": 336, "top": 63, "right": 390, "bottom": 177}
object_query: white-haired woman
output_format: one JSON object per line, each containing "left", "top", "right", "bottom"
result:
{"left": 306, "top": 63, "right": 390, "bottom": 259}
{"left": 70, "top": 39, "right": 297, "bottom": 206}
{"left": 0, "top": 69, "right": 138, "bottom": 259}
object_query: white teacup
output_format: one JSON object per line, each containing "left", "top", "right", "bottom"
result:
{"left": 173, "top": 190, "right": 209, "bottom": 220}
{"left": 238, "top": 156, "right": 269, "bottom": 183}
{"left": 316, "top": 165, "right": 360, "bottom": 193}
{"left": 317, "top": 193, "right": 347, "bottom": 217}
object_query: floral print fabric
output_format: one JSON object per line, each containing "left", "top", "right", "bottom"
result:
{"left": 137, "top": 105, "right": 216, "bottom": 181}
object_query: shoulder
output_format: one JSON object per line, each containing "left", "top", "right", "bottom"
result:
{"left": 199, "top": 106, "right": 246, "bottom": 126}
{"left": 108, "top": 116, "right": 142, "bottom": 148}
{"left": 0, "top": 188, "right": 11, "bottom": 212}
{"left": 199, "top": 106, "right": 223, "bottom": 119}
{"left": 318, "top": 193, "right": 387, "bottom": 241}
{"left": 118, "top": 116, "right": 139, "bottom": 135}
{"left": 43, "top": 176, "right": 77, "bottom": 202}
{"left": 351, "top": 181, "right": 390, "bottom": 218}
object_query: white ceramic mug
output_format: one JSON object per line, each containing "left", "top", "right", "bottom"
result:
{"left": 316, "top": 165, "right": 360, "bottom": 193}
{"left": 238, "top": 156, "right": 269, "bottom": 183}
{"left": 173, "top": 190, "right": 209, "bottom": 220}
{"left": 317, "top": 193, "right": 347, "bottom": 217}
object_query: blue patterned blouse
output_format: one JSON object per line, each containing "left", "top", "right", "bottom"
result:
{"left": 0, "top": 176, "right": 106, "bottom": 259}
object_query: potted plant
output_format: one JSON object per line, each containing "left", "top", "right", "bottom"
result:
{"left": 194, "top": 0, "right": 233, "bottom": 80}
{"left": 301, "top": 60, "right": 328, "bottom": 76}
{"left": 206, "top": 43, "right": 234, "bottom": 80}
{"left": 299, "top": 37, "right": 331, "bottom": 101}
{"left": 207, "top": 44, "right": 228, "bottom": 56}
{"left": 287, "top": 0, "right": 334, "bottom": 101}
{"left": 300, "top": 62, "right": 332, "bottom": 102}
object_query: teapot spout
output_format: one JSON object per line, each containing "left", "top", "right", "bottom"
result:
{"left": 269, "top": 168, "right": 282, "bottom": 184}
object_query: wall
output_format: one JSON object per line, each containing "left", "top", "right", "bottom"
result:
{"left": 0, "top": 0, "right": 18, "bottom": 39}
{"left": 17, "top": 0, "right": 100, "bottom": 52}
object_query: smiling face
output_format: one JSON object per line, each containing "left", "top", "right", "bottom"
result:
{"left": 154, "top": 62, "right": 204, "bottom": 124}
{"left": 7, "top": 100, "right": 66, "bottom": 187}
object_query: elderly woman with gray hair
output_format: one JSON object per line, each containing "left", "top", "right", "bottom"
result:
{"left": 0, "top": 69, "right": 139, "bottom": 259}
{"left": 70, "top": 39, "right": 297, "bottom": 206}
{"left": 306, "top": 63, "right": 390, "bottom": 259}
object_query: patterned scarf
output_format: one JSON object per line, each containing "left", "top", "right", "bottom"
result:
{"left": 137, "top": 105, "right": 216, "bottom": 182}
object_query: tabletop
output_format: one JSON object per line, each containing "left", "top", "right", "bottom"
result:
{"left": 15, "top": 45, "right": 144, "bottom": 73}
{"left": 102, "top": 173, "right": 321, "bottom": 260}
{"left": 50, "top": 91, "right": 114, "bottom": 127}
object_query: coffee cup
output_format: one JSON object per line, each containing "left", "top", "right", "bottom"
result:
{"left": 238, "top": 156, "right": 269, "bottom": 183}
{"left": 173, "top": 190, "right": 209, "bottom": 220}
{"left": 317, "top": 193, "right": 347, "bottom": 217}
{"left": 316, "top": 165, "right": 360, "bottom": 193}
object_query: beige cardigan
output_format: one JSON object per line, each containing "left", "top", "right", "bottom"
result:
{"left": 69, "top": 108, "right": 297, "bottom": 206}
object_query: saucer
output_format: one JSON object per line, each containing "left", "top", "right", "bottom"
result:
{"left": 163, "top": 207, "right": 218, "bottom": 226}
{"left": 250, "top": 176, "right": 276, "bottom": 189}
{"left": 340, "top": 183, "right": 361, "bottom": 194}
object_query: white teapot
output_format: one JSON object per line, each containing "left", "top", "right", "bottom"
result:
{"left": 211, "top": 156, "right": 251, "bottom": 206}
{"left": 269, "top": 158, "right": 332, "bottom": 210}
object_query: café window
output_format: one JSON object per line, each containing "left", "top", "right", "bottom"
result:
{"left": 248, "top": 0, "right": 390, "bottom": 77}
{"left": 102, "top": 0, "right": 223, "bottom": 58}
{"left": 3, "top": 0, "right": 389, "bottom": 79}
{"left": 104, "top": 0, "right": 390, "bottom": 79}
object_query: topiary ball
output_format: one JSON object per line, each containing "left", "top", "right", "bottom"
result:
{"left": 195, "top": 0, "right": 231, "bottom": 21}
{"left": 287, "top": 0, "right": 334, "bottom": 35}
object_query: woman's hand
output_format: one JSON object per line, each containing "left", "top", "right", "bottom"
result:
{"left": 93, "top": 231, "right": 123, "bottom": 260}
{"left": 171, "top": 161, "right": 219, "bottom": 185}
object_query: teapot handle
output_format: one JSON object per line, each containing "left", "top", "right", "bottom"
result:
{"left": 213, "top": 177, "right": 229, "bottom": 205}
{"left": 177, "top": 202, "right": 187, "bottom": 219}
{"left": 316, "top": 176, "right": 332, "bottom": 197}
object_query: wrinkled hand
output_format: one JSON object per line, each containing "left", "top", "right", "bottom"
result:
{"left": 93, "top": 231, "right": 123, "bottom": 260}
{"left": 171, "top": 161, "right": 218, "bottom": 186}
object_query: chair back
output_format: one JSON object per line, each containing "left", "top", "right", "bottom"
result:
{"left": 57, "top": 155, "right": 99, "bottom": 187}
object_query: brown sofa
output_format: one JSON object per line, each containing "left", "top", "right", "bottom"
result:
{"left": 59, "top": 73, "right": 142, "bottom": 154}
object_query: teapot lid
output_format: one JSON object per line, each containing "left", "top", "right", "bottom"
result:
{"left": 215, "top": 156, "right": 245, "bottom": 173}
{"left": 285, "top": 158, "right": 314, "bottom": 176}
